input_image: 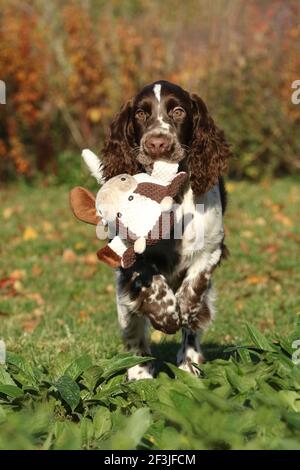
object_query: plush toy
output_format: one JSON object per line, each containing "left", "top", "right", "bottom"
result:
{"left": 70, "top": 150, "right": 187, "bottom": 269}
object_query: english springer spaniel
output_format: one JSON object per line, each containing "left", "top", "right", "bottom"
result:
{"left": 99, "top": 80, "right": 231, "bottom": 379}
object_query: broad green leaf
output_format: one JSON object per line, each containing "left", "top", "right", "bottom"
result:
{"left": 54, "top": 375, "right": 81, "bottom": 411}
{"left": 64, "top": 354, "right": 92, "bottom": 380}
{"left": 80, "top": 418, "right": 94, "bottom": 449}
{"left": 108, "top": 408, "right": 152, "bottom": 450}
{"left": 0, "top": 384, "right": 24, "bottom": 398}
{"left": 166, "top": 363, "right": 205, "bottom": 389}
{"left": 151, "top": 400, "right": 192, "bottom": 432}
{"left": 82, "top": 365, "right": 104, "bottom": 391}
{"left": 126, "top": 378, "right": 159, "bottom": 402}
{"left": 101, "top": 354, "right": 154, "bottom": 380}
{"left": 278, "top": 391, "right": 300, "bottom": 412}
{"left": 284, "top": 412, "right": 300, "bottom": 430}
{"left": 246, "top": 323, "right": 275, "bottom": 352}
{"left": 0, "top": 368, "right": 16, "bottom": 386}
{"left": 237, "top": 348, "right": 252, "bottom": 363}
{"left": 53, "top": 421, "right": 81, "bottom": 450}
{"left": 0, "top": 405, "right": 6, "bottom": 424}
{"left": 192, "top": 388, "right": 244, "bottom": 411}
{"left": 93, "top": 407, "right": 111, "bottom": 439}
{"left": 92, "top": 379, "right": 124, "bottom": 403}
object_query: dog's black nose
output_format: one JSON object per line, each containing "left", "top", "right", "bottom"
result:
{"left": 145, "top": 135, "right": 172, "bottom": 157}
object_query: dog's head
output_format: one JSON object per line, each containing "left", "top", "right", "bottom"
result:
{"left": 98, "top": 80, "right": 231, "bottom": 195}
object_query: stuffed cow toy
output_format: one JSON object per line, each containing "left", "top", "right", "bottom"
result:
{"left": 70, "top": 150, "right": 187, "bottom": 269}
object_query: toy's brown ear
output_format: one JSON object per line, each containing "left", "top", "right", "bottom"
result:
{"left": 69, "top": 187, "right": 100, "bottom": 225}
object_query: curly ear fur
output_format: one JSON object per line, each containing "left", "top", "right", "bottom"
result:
{"left": 188, "top": 93, "right": 231, "bottom": 196}
{"left": 101, "top": 100, "right": 142, "bottom": 180}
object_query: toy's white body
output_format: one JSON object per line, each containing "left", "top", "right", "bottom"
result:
{"left": 82, "top": 149, "right": 183, "bottom": 268}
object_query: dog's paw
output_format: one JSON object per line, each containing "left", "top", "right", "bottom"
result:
{"left": 127, "top": 363, "right": 154, "bottom": 381}
{"left": 178, "top": 359, "right": 202, "bottom": 376}
{"left": 177, "top": 348, "right": 204, "bottom": 376}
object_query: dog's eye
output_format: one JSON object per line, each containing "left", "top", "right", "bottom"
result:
{"left": 128, "top": 195, "right": 133, "bottom": 201}
{"left": 171, "top": 107, "right": 186, "bottom": 120}
{"left": 135, "top": 109, "right": 148, "bottom": 121}
{"left": 117, "top": 212, "right": 122, "bottom": 218}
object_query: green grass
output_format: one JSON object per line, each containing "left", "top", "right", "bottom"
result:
{"left": 0, "top": 177, "right": 300, "bottom": 449}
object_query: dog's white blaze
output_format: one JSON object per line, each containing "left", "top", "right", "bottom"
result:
{"left": 158, "top": 115, "right": 170, "bottom": 130}
{"left": 153, "top": 83, "right": 170, "bottom": 131}
{"left": 153, "top": 83, "right": 161, "bottom": 102}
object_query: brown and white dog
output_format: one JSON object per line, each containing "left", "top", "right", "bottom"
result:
{"left": 84, "top": 80, "right": 231, "bottom": 379}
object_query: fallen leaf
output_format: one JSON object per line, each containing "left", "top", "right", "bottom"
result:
{"left": 10, "top": 269, "right": 26, "bottom": 280}
{"left": 270, "top": 203, "right": 284, "bottom": 213}
{"left": 13, "top": 280, "right": 24, "bottom": 293}
{"left": 23, "top": 226, "right": 38, "bottom": 241}
{"left": 42, "top": 221, "right": 54, "bottom": 232}
{"left": 82, "top": 267, "right": 97, "bottom": 279}
{"left": 241, "top": 230, "right": 253, "bottom": 239}
{"left": 255, "top": 217, "right": 266, "bottom": 226}
{"left": 77, "top": 310, "right": 90, "bottom": 324}
{"left": 22, "top": 317, "right": 41, "bottom": 333}
{"left": 81, "top": 253, "right": 97, "bottom": 265}
{"left": 273, "top": 212, "right": 293, "bottom": 227}
{"left": 274, "top": 284, "right": 282, "bottom": 293}
{"left": 0, "top": 277, "right": 17, "bottom": 296}
{"left": 3, "top": 207, "right": 13, "bottom": 219}
{"left": 105, "top": 284, "right": 115, "bottom": 294}
{"left": 32, "top": 307, "right": 44, "bottom": 318}
{"left": 236, "top": 301, "right": 244, "bottom": 312}
{"left": 246, "top": 275, "right": 268, "bottom": 285}
{"left": 224, "top": 335, "right": 234, "bottom": 343}
{"left": 62, "top": 248, "right": 77, "bottom": 263}
{"left": 26, "top": 292, "right": 44, "bottom": 305}
{"left": 74, "top": 242, "right": 86, "bottom": 251}
{"left": 264, "top": 243, "right": 279, "bottom": 254}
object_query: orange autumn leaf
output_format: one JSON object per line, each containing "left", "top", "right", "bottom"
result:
{"left": 23, "top": 226, "right": 38, "bottom": 241}
{"left": 62, "top": 248, "right": 77, "bottom": 263}
{"left": 246, "top": 275, "right": 268, "bottom": 285}
{"left": 81, "top": 253, "right": 98, "bottom": 266}
{"left": 22, "top": 317, "right": 41, "bottom": 333}
{"left": 273, "top": 213, "right": 293, "bottom": 227}
{"left": 10, "top": 269, "right": 26, "bottom": 280}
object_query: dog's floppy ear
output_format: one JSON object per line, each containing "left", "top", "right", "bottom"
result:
{"left": 188, "top": 93, "right": 231, "bottom": 195}
{"left": 101, "top": 100, "right": 142, "bottom": 180}
{"left": 69, "top": 187, "right": 100, "bottom": 225}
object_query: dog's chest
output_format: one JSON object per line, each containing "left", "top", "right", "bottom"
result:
{"left": 171, "top": 184, "right": 224, "bottom": 276}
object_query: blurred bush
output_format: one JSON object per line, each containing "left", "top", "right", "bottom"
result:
{"left": 0, "top": 0, "right": 299, "bottom": 181}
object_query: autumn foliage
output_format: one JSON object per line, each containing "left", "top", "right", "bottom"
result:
{"left": 0, "top": 0, "right": 299, "bottom": 181}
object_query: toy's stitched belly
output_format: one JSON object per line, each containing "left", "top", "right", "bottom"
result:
{"left": 120, "top": 196, "right": 161, "bottom": 237}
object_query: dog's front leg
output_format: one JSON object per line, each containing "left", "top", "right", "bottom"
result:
{"left": 116, "top": 262, "right": 181, "bottom": 379}
{"left": 175, "top": 247, "right": 222, "bottom": 374}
